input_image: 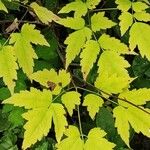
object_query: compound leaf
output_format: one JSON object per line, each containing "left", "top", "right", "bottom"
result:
{"left": 3, "top": 88, "right": 67, "bottom": 149}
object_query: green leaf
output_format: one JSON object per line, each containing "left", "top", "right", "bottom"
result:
{"left": 119, "top": 12, "right": 133, "bottom": 36}
{"left": 115, "top": 0, "right": 131, "bottom": 11}
{"left": 30, "top": 2, "right": 60, "bottom": 24}
{"left": 9, "top": 23, "right": 49, "bottom": 76}
{"left": 132, "top": 2, "right": 149, "bottom": 12}
{"left": 91, "top": 12, "right": 116, "bottom": 32}
{"left": 129, "top": 22, "right": 150, "bottom": 60}
{"left": 80, "top": 40, "right": 100, "bottom": 79}
{"left": 65, "top": 27, "right": 92, "bottom": 68}
{"left": 0, "top": 0, "right": 7, "bottom": 12}
{"left": 0, "top": 87, "right": 10, "bottom": 101}
{"left": 134, "top": 12, "right": 150, "bottom": 22}
{"left": 62, "top": 91, "right": 81, "bottom": 116}
{"left": 84, "top": 128, "right": 116, "bottom": 150}
{"left": 8, "top": 107, "right": 25, "bottom": 127}
{"left": 57, "top": 17, "right": 85, "bottom": 30}
{"left": 58, "top": 0, "right": 87, "bottom": 17}
{"left": 96, "top": 107, "right": 125, "bottom": 147}
{"left": 0, "top": 46, "right": 18, "bottom": 94}
{"left": 83, "top": 94, "right": 104, "bottom": 119}
{"left": 98, "top": 34, "right": 130, "bottom": 54}
{"left": 86, "top": 0, "right": 101, "bottom": 9}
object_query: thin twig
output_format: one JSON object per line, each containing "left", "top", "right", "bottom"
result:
{"left": 73, "top": 75, "right": 150, "bottom": 115}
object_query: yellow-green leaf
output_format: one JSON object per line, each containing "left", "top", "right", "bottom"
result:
{"left": 30, "top": 2, "right": 60, "bottom": 24}
{"left": 129, "top": 22, "right": 150, "bottom": 60}
{"left": 115, "top": 0, "right": 131, "bottom": 11}
{"left": 65, "top": 27, "right": 92, "bottom": 68}
{"left": 21, "top": 23, "right": 49, "bottom": 46}
{"left": 57, "top": 126, "right": 84, "bottom": 150}
{"left": 30, "top": 69, "right": 71, "bottom": 95}
{"left": 95, "top": 71, "right": 131, "bottom": 94}
{"left": 0, "top": 0, "right": 8, "bottom": 12}
{"left": 119, "top": 88, "right": 150, "bottom": 107}
{"left": 119, "top": 12, "right": 133, "bottom": 36}
{"left": 97, "top": 51, "right": 130, "bottom": 77}
{"left": 57, "top": 126, "right": 115, "bottom": 150}
{"left": 134, "top": 12, "right": 150, "bottom": 22}
{"left": 80, "top": 40, "right": 100, "bottom": 79}
{"left": 113, "top": 106, "right": 130, "bottom": 147}
{"left": 114, "top": 105, "right": 150, "bottom": 147}
{"left": 86, "top": 0, "right": 101, "bottom": 9}
{"left": 3, "top": 88, "right": 52, "bottom": 109}
{"left": 0, "top": 46, "right": 18, "bottom": 94}
{"left": 83, "top": 94, "right": 104, "bottom": 119}
{"left": 84, "top": 128, "right": 116, "bottom": 150}
{"left": 9, "top": 23, "right": 49, "bottom": 76}
{"left": 51, "top": 103, "right": 68, "bottom": 143}
{"left": 62, "top": 91, "right": 81, "bottom": 116}
{"left": 57, "top": 17, "right": 85, "bottom": 30}
{"left": 132, "top": 2, "right": 149, "bottom": 12}
{"left": 58, "top": 0, "right": 87, "bottom": 18}
{"left": 91, "top": 12, "right": 116, "bottom": 32}
{"left": 3, "top": 88, "right": 67, "bottom": 149}
{"left": 98, "top": 34, "right": 130, "bottom": 54}
{"left": 22, "top": 108, "right": 53, "bottom": 149}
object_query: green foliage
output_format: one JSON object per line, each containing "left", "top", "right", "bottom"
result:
{"left": 0, "top": 0, "right": 150, "bottom": 149}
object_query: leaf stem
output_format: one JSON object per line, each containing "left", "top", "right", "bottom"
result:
{"left": 71, "top": 80, "right": 84, "bottom": 140}
{"left": 91, "top": 8, "right": 118, "bottom": 12}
